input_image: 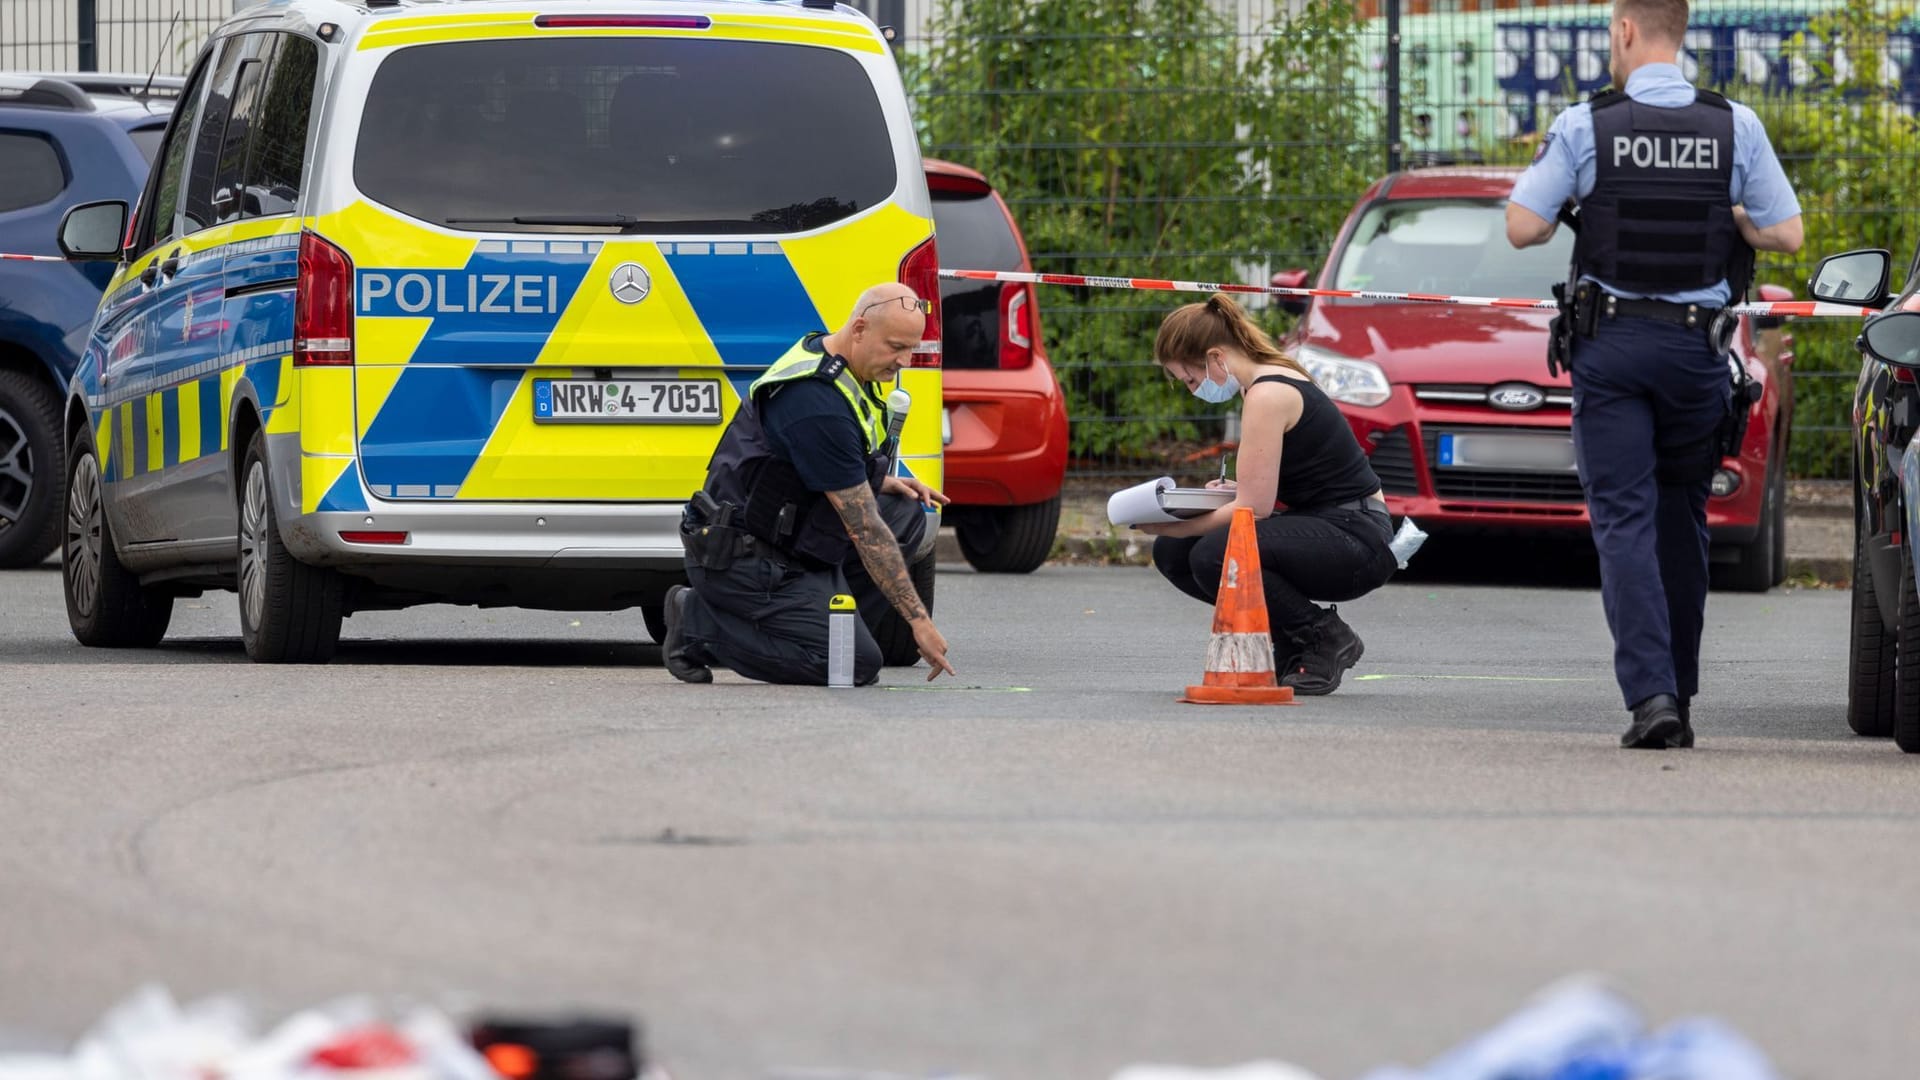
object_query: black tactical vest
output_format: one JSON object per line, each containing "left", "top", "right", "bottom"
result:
{"left": 1573, "top": 88, "right": 1738, "bottom": 296}
{"left": 702, "top": 337, "right": 891, "bottom": 568}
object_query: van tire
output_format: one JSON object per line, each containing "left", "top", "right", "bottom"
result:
{"left": 0, "top": 369, "right": 63, "bottom": 568}
{"left": 238, "top": 430, "right": 343, "bottom": 663}
{"left": 64, "top": 429, "right": 172, "bottom": 647}
{"left": 956, "top": 495, "right": 1062, "bottom": 574}
{"left": 871, "top": 548, "right": 936, "bottom": 667}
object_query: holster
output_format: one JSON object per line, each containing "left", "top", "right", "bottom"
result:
{"left": 1547, "top": 282, "right": 1574, "bottom": 379}
{"left": 681, "top": 491, "right": 753, "bottom": 572}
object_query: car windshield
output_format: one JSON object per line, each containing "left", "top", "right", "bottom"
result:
{"left": 354, "top": 37, "right": 899, "bottom": 235}
{"left": 1331, "top": 198, "right": 1573, "bottom": 300}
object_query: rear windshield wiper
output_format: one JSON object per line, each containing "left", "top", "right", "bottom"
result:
{"left": 443, "top": 214, "right": 776, "bottom": 233}
{"left": 445, "top": 214, "right": 640, "bottom": 228}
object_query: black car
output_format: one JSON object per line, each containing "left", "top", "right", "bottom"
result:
{"left": 1808, "top": 247, "right": 1920, "bottom": 751}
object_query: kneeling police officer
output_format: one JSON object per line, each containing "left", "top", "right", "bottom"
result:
{"left": 663, "top": 283, "right": 958, "bottom": 685}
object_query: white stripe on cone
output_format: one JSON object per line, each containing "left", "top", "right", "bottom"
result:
{"left": 1204, "top": 631, "right": 1276, "bottom": 675}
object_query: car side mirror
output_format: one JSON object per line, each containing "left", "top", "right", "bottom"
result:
{"left": 1860, "top": 310, "right": 1920, "bottom": 370}
{"left": 1809, "top": 249, "right": 1891, "bottom": 307}
{"left": 1271, "top": 269, "right": 1311, "bottom": 317}
{"left": 57, "top": 200, "right": 130, "bottom": 262}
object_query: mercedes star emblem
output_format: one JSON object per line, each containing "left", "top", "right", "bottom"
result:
{"left": 609, "top": 263, "right": 651, "bottom": 305}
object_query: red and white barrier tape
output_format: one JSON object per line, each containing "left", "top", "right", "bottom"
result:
{"left": 0, "top": 255, "right": 1881, "bottom": 321}
{"left": 940, "top": 268, "right": 1880, "bottom": 321}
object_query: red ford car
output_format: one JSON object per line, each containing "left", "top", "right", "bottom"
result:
{"left": 1275, "top": 167, "right": 1796, "bottom": 591}
{"left": 927, "top": 159, "right": 1070, "bottom": 574}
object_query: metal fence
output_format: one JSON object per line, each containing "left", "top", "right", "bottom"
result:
{"left": 0, "top": 0, "right": 238, "bottom": 75}
{"left": 908, "top": 0, "right": 1920, "bottom": 483}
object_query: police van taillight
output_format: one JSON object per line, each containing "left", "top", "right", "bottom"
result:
{"left": 294, "top": 230, "right": 354, "bottom": 366}
{"left": 900, "top": 236, "right": 941, "bottom": 368}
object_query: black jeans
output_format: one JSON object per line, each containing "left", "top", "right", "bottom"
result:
{"left": 1151, "top": 504, "right": 1397, "bottom": 643}
{"left": 679, "top": 493, "right": 928, "bottom": 686}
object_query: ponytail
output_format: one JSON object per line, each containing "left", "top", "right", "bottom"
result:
{"left": 1155, "top": 292, "right": 1310, "bottom": 378}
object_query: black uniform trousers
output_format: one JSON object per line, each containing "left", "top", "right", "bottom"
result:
{"left": 1570, "top": 315, "right": 1731, "bottom": 710}
{"left": 678, "top": 493, "right": 930, "bottom": 686}
{"left": 1151, "top": 503, "right": 1397, "bottom": 643}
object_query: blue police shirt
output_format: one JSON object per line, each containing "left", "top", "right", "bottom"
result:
{"left": 762, "top": 358, "right": 870, "bottom": 493}
{"left": 1509, "top": 62, "right": 1801, "bottom": 306}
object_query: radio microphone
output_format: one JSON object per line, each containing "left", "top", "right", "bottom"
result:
{"left": 884, "top": 388, "right": 911, "bottom": 476}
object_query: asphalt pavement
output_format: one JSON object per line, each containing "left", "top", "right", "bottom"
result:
{"left": 0, "top": 554, "right": 1912, "bottom": 1080}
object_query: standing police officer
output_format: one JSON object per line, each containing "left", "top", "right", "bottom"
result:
{"left": 1507, "top": 0, "right": 1802, "bottom": 748}
{"left": 662, "top": 283, "right": 957, "bottom": 686}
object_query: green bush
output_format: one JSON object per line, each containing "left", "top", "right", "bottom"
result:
{"left": 1749, "top": 0, "right": 1920, "bottom": 478}
{"left": 910, "top": 0, "right": 1375, "bottom": 463}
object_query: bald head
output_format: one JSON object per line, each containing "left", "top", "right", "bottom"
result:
{"left": 824, "top": 282, "right": 928, "bottom": 383}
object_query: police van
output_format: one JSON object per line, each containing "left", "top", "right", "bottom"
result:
{"left": 54, "top": 0, "right": 943, "bottom": 662}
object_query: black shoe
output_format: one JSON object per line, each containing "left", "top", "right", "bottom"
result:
{"left": 1675, "top": 698, "right": 1695, "bottom": 748}
{"left": 1281, "top": 606, "right": 1365, "bottom": 696}
{"left": 662, "top": 585, "right": 712, "bottom": 684}
{"left": 1621, "top": 693, "right": 1686, "bottom": 749}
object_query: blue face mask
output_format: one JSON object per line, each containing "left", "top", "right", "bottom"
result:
{"left": 1191, "top": 359, "right": 1241, "bottom": 404}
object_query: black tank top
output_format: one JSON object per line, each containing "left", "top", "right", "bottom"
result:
{"left": 1252, "top": 372, "right": 1381, "bottom": 510}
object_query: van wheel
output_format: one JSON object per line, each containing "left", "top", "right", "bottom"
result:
{"left": 1896, "top": 557, "right": 1920, "bottom": 752}
{"left": 641, "top": 597, "right": 667, "bottom": 645}
{"left": 64, "top": 430, "right": 171, "bottom": 647}
{"left": 871, "top": 549, "right": 936, "bottom": 667}
{"left": 1848, "top": 516, "right": 1896, "bottom": 737}
{"left": 237, "top": 430, "right": 343, "bottom": 663}
{"left": 956, "top": 494, "right": 1062, "bottom": 574}
{"left": 0, "top": 369, "right": 63, "bottom": 568}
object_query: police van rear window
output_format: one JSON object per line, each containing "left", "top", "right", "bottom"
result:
{"left": 354, "top": 37, "right": 898, "bottom": 235}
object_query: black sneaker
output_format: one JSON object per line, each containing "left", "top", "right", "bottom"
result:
{"left": 1281, "top": 606, "right": 1365, "bottom": 696}
{"left": 1621, "top": 693, "right": 1686, "bottom": 749}
{"left": 662, "top": 585, "right": 712, "bottom": 684}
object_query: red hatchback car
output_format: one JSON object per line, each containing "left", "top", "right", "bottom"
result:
{"left": 1275, "top": 167, "right": 1796, "bottom": 591}
{"left": 926, "top": 159, "right": 1070, "bottom": 573}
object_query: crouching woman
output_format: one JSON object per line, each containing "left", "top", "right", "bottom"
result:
{"left": 1139, "top": 294, "right": 1398, "bottom": 694}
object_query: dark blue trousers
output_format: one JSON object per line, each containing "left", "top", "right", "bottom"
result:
{"left": 1570, "top": 317, "right": 1730, "bottom": 710}
{"left": 679, "top": 492, "right": 926, "bottom": 686}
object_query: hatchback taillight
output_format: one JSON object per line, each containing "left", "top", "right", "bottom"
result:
{"left": 1000, "top": 283, "right": 1035, "bottom": 369}
{"left": 294, "top": 230, "right": 353, "bottom": 367}
{"left": 899, "top": 236, "right": 941, "bottom": 368}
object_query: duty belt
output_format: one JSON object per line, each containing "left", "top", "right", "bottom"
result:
{"left": 1583, "top": 288, "right": 1738, "bottom": 356}
{"left": 1595, "top": 294, "right": 1720, "bottom": 329}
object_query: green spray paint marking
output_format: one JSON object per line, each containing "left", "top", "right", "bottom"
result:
{"left": 1354, "top": 674, "right": 1597, "bottom": 683}
{"left": 879, "top": 685, "right": 1034, "bottom": 693}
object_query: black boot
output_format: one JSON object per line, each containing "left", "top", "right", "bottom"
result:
{"left": 1281, "top": 606, "right": 1365, "bottom": 696}
{"left": 662, "top": 585, "right": 713, "bottom": 684}
{"left": 1675, "top": 697, "right": 1695, "bottom": 748}
{"left": 1621, "top": 693, "right": 1687, "bottom": 749}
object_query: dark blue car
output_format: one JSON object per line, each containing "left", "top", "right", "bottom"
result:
{"left": 0, "top": 72, "right": 176, "bottom": 567}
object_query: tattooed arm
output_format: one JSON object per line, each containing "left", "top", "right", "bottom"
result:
{"left": 827, "top": 482, "right": 928, "bottom": 621}
{"left": 826, "top": 482, "right": 955, "bottom": 679}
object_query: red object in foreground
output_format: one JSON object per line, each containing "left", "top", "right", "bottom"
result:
{"left": 308, "top": 1026, "right": 417, "bottom": 1069}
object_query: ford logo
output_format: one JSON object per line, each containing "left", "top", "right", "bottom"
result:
{"left": 1488, "top": 383, "right": 1545, "bottom": 411}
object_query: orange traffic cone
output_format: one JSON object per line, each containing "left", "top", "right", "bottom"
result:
{"left": 1181, "top": 506, "right": 1297, "bottom": 705}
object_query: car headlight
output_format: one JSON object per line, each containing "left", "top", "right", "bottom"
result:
{"left": 1294, "top": 346, "right": 1392, "bottom": 407}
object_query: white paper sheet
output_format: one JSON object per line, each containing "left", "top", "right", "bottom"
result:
{"left": 1107, "top": 476, "right": 1181, "bottom": 526}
